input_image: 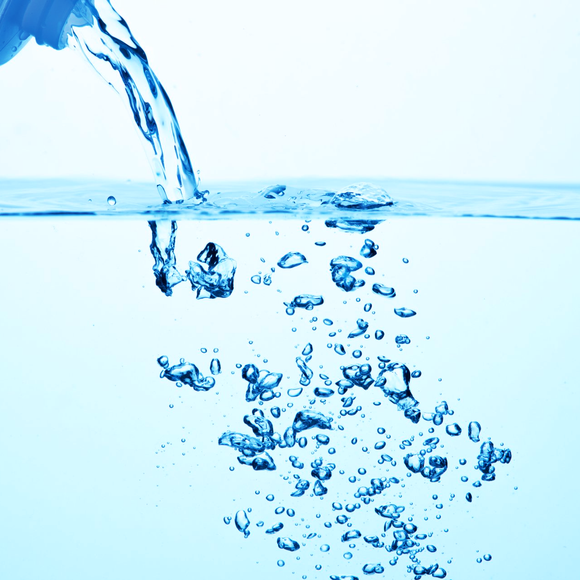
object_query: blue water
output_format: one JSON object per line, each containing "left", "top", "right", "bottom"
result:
{"left": 66, "top": 0, "right": 200, "bottom": 203}
{"left": 0, "top": 201, "right": 578, "bottom": 580}
{"left": 1, "top": 3, "right": 578, "bottom": 579}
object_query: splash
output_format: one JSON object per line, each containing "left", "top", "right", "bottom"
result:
{"left": 68, "top": 0, "right": 202, "bottom": 203}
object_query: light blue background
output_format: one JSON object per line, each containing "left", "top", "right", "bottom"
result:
{"left": 0, "top": 217, "right": 579, "bottom": 579}
{"left": 0, "top": 0, "right": 579, "bottom": 184}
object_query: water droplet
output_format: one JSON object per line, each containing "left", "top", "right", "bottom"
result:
{"left": 468, "top": 421, "right": 482, "bottom": 443}
{"left": 234, "top": 510, "right": 251, "bottom": 538}
{"left": 360, "top": 239, "right": 379, "bottom": 258}
{"left": 446, "top": 423, "right": 462, "bottom": 437}
{"left": 210, "top": 358, "right": 221, "bottom": 375}
{"left": 394, "top": 307, "right": 416, "bottom": 318}
{"left": 278, "top": 252, "right": 308, "bottom": 269}
{"left": 107, "top": 196, "right": 116, "bottom": 206}
{"left": 372, "top": 284, "right": 396, "bottom": 298}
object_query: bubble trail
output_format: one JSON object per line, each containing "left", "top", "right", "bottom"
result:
{"left": 154, "top": 217, "right": 514, "bottom": 579}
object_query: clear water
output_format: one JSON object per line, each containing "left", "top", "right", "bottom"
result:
{"left": 2, "top": 2, "right": 579, "bottom": 578}
{"left": 66, "top": 0, "right": 201, "bottom": 204}
{"left": 0, "top": 186, "right": 578, "bottom": 580}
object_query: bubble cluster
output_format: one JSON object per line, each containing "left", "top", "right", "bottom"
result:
{"left": 155, "top": 219, "right": 510, "bottom": 579}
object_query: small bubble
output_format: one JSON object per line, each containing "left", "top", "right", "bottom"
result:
{"left": 277, "top": 560, "right": 285, "bottom": 567}
{"left": 302, "top": 224, "right": 309, "bottom": 231}
{"left": 168, "top": 404, "right": 174, "bottom": 408}
{"left": 343, "top": 552, "right": 353, "bottom": 560}
{"left": 107, "top": 195, "right": 116, "bottom": 206}
{"left": 402, "top": 257, "right": 409, "bottom": 263}
{"left": 320, "top": 544, "right": 330, "bottom": 552}
{"left": 484, "top": 554, "right": 492, "bottom": 561}
{"left": 245, "top": 233, "right": 250, "bottom": 237}
{"left": 266, "top": 494, "right": 275, "bottom": 501}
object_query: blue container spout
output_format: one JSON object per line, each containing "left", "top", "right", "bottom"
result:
{"left": 0, "top": 0, "right": 83, "bottom": 65}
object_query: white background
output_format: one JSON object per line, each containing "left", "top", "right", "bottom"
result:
{"left": 0, "top": 0, "right": 579, "bottom": 184}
